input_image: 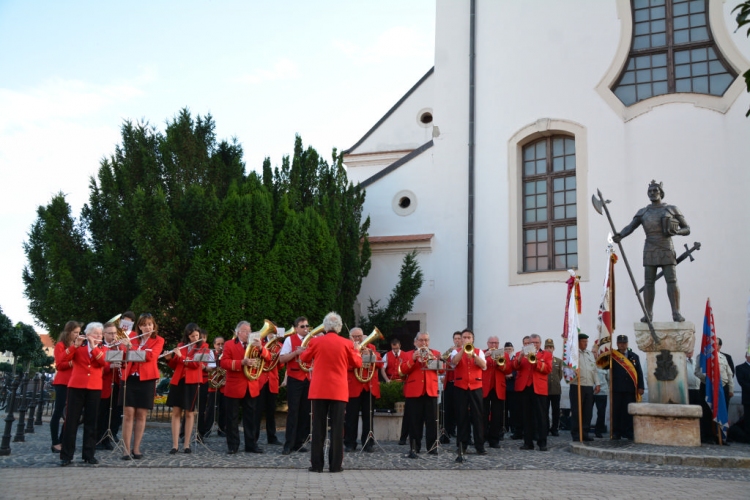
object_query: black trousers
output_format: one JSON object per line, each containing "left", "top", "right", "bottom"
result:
{"left": 454, "top": 387, "right": 484, "bottom": 451}
{"left": 344, "top": 390, "right": 373, "bottom": 448}
{"left": 612, "top": 391, "right": 636, "bottom": 439}
{"left": 196, "top": 381, "right": 209, "bottom": 436}
{"left": 96, "top": 382, "right": 121, "bottom": 442}
{"left": 547, "top": 393, "right": 561, "bottom": 432}
{"left": 284, "top": 377, "right": 310, "bottom": 451}
{"left": 483, "top": 392, "right": 505, "bottom": 445}
{"left": 442, "top": 381, "right": 456, "bottom": 435}
{"left": 594, "top": 394, "right": 608, "bottom": 434}
{"left": 200, "top": 390, "right": 225, "bottom": 435}
{"left": 254, "top": 382, "right": 277, "bottom": 442}
{"left": 569, "top": 385, "right": 594, "bottom": 439}
{"left": 50, "top": 385, "right": 67, "bottom": 446}
{"left": 310, "top": 399, "right": 345, "bottom": 472}
{"left": 225, "top": 390, "right": 258, "bottom": 452}
{"left": 506, "top": 390, "right": 521, "bottom": 434}
{"left": 61, "top": 388, "right": 101, "bottom": 461}
{"left": 520, "top": 386, "right": 548, "bottom": 447}
{"left": 405, "top": 395, "right": 437, "bottom": 452}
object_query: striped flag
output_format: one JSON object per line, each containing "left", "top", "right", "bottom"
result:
{"left": 595, "top": 243, "right": 617, "bottom": 368}
{"left": 562, "top": 270, "right": 581, "bottom": 381}
{"left": 700, "top": 299, "right": 728, "bottom": 440}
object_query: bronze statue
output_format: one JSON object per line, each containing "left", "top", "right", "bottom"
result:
{"left": 612, "top": 181, "right": 690, "bottom": 323}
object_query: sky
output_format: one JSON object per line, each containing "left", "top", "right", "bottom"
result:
{"left": 0, "top": 0, "right": 435, "bottom": 332}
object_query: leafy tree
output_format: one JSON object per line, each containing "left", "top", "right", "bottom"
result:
{"left": 360, "top": 250, "right": 424, "bottom": 345}
{"left": 23, "top": 109, "right": 371, "bottom": 345}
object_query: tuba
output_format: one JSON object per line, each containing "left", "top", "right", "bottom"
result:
{"left": 106, "top": 314, "right": 133, "bottom": 346}
{"left": 243, "top": 320, "right": 277, "bottom": 381}
{"left": 298, "top": 323, "right": 325, "bottom": 373}
{"left": 354, "top": 327, "right": 384, "bottom": 383}
{"left": 262, "top": 329, "right": 295, "bottom": 372}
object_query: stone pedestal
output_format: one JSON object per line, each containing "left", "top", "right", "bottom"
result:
{"left": 634, "top": 321, "right": 695, "bottom": 405}
{"left": 629, "top": 403, "right": 702, "bottom": 446}
{"left": 372, "top": 412, "right": 404, "bottom": 441}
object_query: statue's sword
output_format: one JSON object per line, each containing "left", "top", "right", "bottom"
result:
{"left": 592, "top": 189, "right": 658, "bottom": 343}
{"left": 638, "top": 242, "right": 701, "bottom": 293}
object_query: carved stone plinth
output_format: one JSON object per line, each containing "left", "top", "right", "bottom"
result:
{"left": 629, "top": 403, "right": 702, "bottom": 447}
{"left": 634, "top": 322, "right": 695, "bottom": 405}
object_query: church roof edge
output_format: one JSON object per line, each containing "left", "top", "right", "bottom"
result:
{"left": 359, "top": 140, "right": 433, "bottom": 188}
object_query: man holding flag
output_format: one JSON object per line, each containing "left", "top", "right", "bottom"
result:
{"left": 610, "top": 335, "right": 644, "bottom": 440}
{"left": 696, "top": 299, "right": 729, "bottom": 445}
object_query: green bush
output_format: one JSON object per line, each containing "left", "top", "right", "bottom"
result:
{"left": 374, "top": 380, "right": 404, "bottom": 410}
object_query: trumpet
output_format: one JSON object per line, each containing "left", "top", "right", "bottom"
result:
{"left": 416, "top": 347, "right": 434, "bottom": 363}
{"left": 298, "top": 323, "right": 325, "bottom": 373}
{"left": 522, "top": 344, "right": 537, "bottom": 364}
{"left": 354, "top": 327, "right": 384, "bottom": 383}
{"left": 488, "top": 349, "right": 506, "bottom": 368}
{"left": 463, "top": 343, "right": 475, "bottom": 355}
{"left": 243, "top": 320, "right": 277, "bottom": 381}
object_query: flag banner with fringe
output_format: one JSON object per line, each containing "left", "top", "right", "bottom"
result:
{"left": 596, "top": 244, "right": 617, "bottom": 369}
{"left": 700, "top": 299, "right": 728, "bottom": 439}
{"left": 563, "top": 270, "right": 581, "bottom": 382}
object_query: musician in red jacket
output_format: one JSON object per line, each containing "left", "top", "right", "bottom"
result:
{"left": 255, "top": 335, "right": 281, "bottom": 446}
{"left": 95, "top": 321, "right": 124, "bottom": 450}
{"left": 450, "top": 329, "right": 487, "bottom": 455}
{"left": 482, "top": 336, "right": 512, "bottom": 448}
{"left": 50, "top": 321, "right": 80, "bottom": 454}
{"left": 344, "top": 327, "right": 383, "bottom": 452}
{"left": 380, "top": 337, "right": 407, "bottom": 383}
{"left": 400, "top": 331, "right": 441, "bottom": 457}
{"left": 220, "top": 321, "right": 270, "bottom": 454}
{"left": 512, "top": 333, "right": 553, "bottom": 451}
{"left": 165, "top": 323, "right": 208, "bottom": 454}
{"left": 299, "top": 312, "right": 362, "bottom": 473}
{"left": 60, "top": 322, "right": 106, "bottom": 466}
{"left": 121, "top": 312, "right": 165, "bottom": 460}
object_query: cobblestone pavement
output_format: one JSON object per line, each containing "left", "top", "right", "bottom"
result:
{"left": 1, "top": 419, "right": 749, "bottom": 498}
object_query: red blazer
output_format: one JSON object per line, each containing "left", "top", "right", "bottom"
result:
{"left": 383, "top": 350, "right": 407, "bottom": 380}
{"left": 67, "top": 344, "right": 107, "bottom": 390}
{"left": 482, "top": 351, "right": 512, "bottom": 399}
{"left": 168, "top": 342, "right": 209, "bottom": 385}
{"left": 299, "top": 332, "right": 362, "bottom": 402}
{"left": 401, "top": 349, "right": 441, "bottom": 398}
{"left": 220, "top": 337, "right": 270, "bottom": 399}
{"left": 258, "top": 338, "right": 280, "bottom": 394}
{"left": 347, "top": 347, "right": 382, "bottom": 399}
{"left": 452, "top": 348, "right": 484, "bottom": 391}
{"left": 285, "top": 333, "right": 311, "bottom": 382}
{"left": 123, "top": 333, "right": 164, "bottom": 382}
{"left": 512, "top": 349, "right": 552, "bottom": 396}
{"left": 53, "top": 342, "right": 75, "bottom": 386}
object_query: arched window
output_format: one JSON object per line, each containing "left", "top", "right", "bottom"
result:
{"left": 612, "top": 0, "right": 737, "bottom": 106}
{"left": 522, "top": 136, "right": 577, "bottom": 272}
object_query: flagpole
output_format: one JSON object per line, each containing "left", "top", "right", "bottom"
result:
{"left": 609, "top": 353, "right": 613, "bottom": 440}
{"left": 577, "top": 367, "right": 583, "bottom": 443}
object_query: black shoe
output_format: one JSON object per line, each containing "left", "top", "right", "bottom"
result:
{"left": 281, "top": 448, "right": 292, "bottom": 455}
{"left": 51, "top": 445, "right": 61, "bottom": 454}
{"left": 595, "top": 433, "right": 603, "bottom": 438}
{"left": 363, "top": 445, "right": 373, "bottom": 453}
{"left": 121, "top": 454, "right": 133, "bottom": 460}
{"left": 407, "top": 450, "right": 418, "bottom": 459}
{"left": 297, "top": 446, "right": 308, "bottom": 453}
{"left": 184, "top": 448, "right": 191, "bottom": 454}
{"left": 308, "top": 466, "right": 322, "bottom": 473}
{"left": 511, "top": 434, "right": 523, "bottom": 440}
{"left": 245, "top": 447, "right": 263, "bottom": 454}
{"left": 551, "top": 431, "right": 559, "bottom": 437}
{"left": 226, "top": 449, "right": 238, "bottom": 455}
{"left": 612, "top": 434, "right": 621, "bottom": 440}
{"left": 489, "top": 443, "right": 501, "bottom": 449}
{"left": 267, "top": 437, "right": 281, "bottom": 445}
{"left": 428, "top": 449, "right": 438, "bottom": 455}
{"left": 344, "top": 446, "right": 355, "bottom": 452}
{"left": 519, "top": 444, "right": 534, "bottom": 450}
{"left": 330, "top": 467, "right": 344, "bottom": 473}
{"left": 103, "top": 441, "right": 114, "bottom": 450}
{"left": 169, "top": 448, "right": 178, "bottom": 455}
{"left": 59, "top": 459, "right": 72, "bottom": 467}
{"left": 83, "top": 457, "right": 98, "bottom": 465}
{"left": 582, "top": 436, "right": 594, "bottom": 442}
{"left": 398, "top": 439, "right": 407, "bottom": 445}
{"left": 132, "top": 453, "right": 143, "bottom": 459}
{"left": 539, "top": 446, "right": 548, "bottom": 451}
{"left": 476, "top": 448, "right": 487, "bottom": 455}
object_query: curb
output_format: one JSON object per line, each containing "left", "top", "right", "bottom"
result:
{"left": 569, "top": 442, "right": 750, "bottom": 469}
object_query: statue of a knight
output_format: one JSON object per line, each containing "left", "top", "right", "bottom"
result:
{"left": 612, "top": 180, "right": 690, "bottom": 322}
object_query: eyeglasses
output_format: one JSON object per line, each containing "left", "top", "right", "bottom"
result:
{"left": 298, "top": 325, "right": 310, "bottom": 329}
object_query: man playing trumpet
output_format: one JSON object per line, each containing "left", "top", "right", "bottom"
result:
{"left": 344, "top": 327, "right": 383, "bottom": 452}
{"left": 513, "top": 334, "right": 552, "bottom": 451}
{"left": 482, "top": 336, "right": 512, "bottom": 448}
{"left": 450, "top": 329, "right": 487, "bottom": 455}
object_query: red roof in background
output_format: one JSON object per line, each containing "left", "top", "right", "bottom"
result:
{"left": 39, "top": 334, "right": 55, "bottom": 348}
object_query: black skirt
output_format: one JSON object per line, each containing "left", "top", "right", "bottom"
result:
{"left": 121, "top": 376, "right": 156, "bottom": 410}
{"left": 166, "top": 378, "right": 199, "bottom": 411}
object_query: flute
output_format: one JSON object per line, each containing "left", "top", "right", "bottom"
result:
{"left": 158, "top": 339, "right": 203, "bottom": 359}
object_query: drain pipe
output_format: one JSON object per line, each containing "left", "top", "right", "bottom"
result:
{"left": 467, "top": 0, "right": 477, "bottom": 330}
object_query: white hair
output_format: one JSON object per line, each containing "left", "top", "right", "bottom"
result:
{"left": 84, "top": 322, "right": 103, "bottom": 335}
{"left": 323, "top": 312, "right": 343, "bottom": 333}
{"left": 235, "top": 321, "right": 251, "bottom": 333}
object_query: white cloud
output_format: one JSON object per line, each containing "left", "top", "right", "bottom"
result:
{"left": 333, "top": 26, "right": 432, "bottom": 65}
{"left": 234, "top": 58, "right": 301, "bottom": 85}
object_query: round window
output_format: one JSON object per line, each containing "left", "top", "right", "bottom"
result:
{"left": 392, "top": 190, "right": 417, "bottom": 216}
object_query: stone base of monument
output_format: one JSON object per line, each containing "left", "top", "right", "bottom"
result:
{"left": 629, "top": 402, "right": 702, "bottom": 446}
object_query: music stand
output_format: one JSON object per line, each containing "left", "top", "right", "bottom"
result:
{"left": 185, "top": 353, "right": 212, "bottom": 453}
{"left": 358, "top": 352, "right": 384, "bottom": 455}
{"left": 424, "top": 358, "right": 451, "bottom": 457}
{"left": 118, "top": 347, "right": 146, "bottom": 465}
{"left": 96, "top": 350, "right": 126, "bottom": 455}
